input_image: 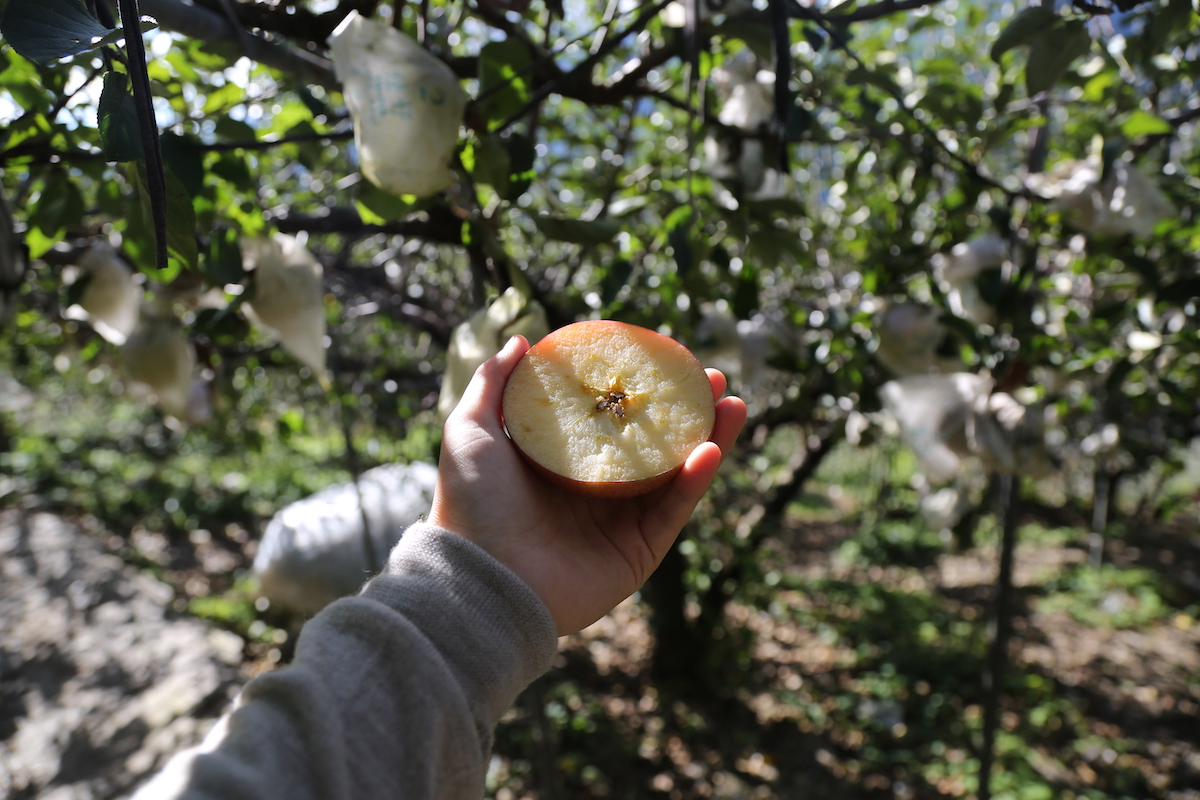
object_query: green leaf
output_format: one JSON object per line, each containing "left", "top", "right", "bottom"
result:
{"left": 1082, "top": 69, "right": 1118, "bottom": 103}
{"left": 478, "top": 38, "right": 534, "bottom": 129}
{"left": 29, "top": 169, "right": 84, "bottom": 239}
{"left": 990, "top": 6, "right": 1057, "bottom": 63}
{"left": 533, "top": 215, "right": 621, "bottom": 245}
{"left": 664, "top": 207, "right": 693, "bottom": 277}
{"left": 24, "top": 227, "right": 56, "bottom": 259}
{"left": 786, "top": 104, "right": 814, "bottom": 142}
{"left": 97, "top": 71, "right": 142, "bottom": 162}
{"left": 1025, "top": 20, "right": 1091, "bottom": 96}
{"left": 600, "top": 258, "right": 633, "bottom": 307}
{"left": 160, "top": 132, "right": 205, "bottom": 197}
{"left": 845, "top": 65, "right": 902, "bottom": 97}
{"left": 1120, "top": 110, "right": 1173, "bottom": 137}
{"left": 0, "top": 49, "right": 52, "bottom": 114}
{"left": 471, "top": 131, "right": 536, "bottom": 201}
{"left": 296, "top": 85, "right": 331, "bottom": 119}
{"left": 355, "top": 181, "right": 412, "bottom": 224}
{"left": 503, "top": 132, "right": 536, "bottom": 200}
{"left": 203, "top": 83, "right": 247, "bottom": 116}
{"left": 205, "top": 225, "right": 244, "bottom": 285}
{"left": 134, "top": 163, "right": 197, "bottom": 273}
{"left": 745, "top": 225, "right": 805, "bottom": 269}
{"left": 280, "top": 120, "right": 324, "bottom": 170}
{"left": 209, "top": 151, "right": 253, "bottom": 188}
{"left": 1148, "top": 0, "right": 1195, "bottom": 55}
{"left": 213, "top": 116, "right": 257, "bottom": 145}
{"left": 1, "top": 0, "right": 109, "bottom": 63}
{"left": 745, "top": 197, "right": 807, "bottom": 218}
{"left": 0, "top": 0, "right": 155, "bottom": 64}
{"left": 713, "top": 19, "right": 775, "bottom": 63}
{"left": 473, "top": 133, "right": 512, "bottom": 195}
{"left": 732, "top": 264, "right": 759, "bottom": 318}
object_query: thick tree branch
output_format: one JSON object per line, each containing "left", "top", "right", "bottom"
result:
{"left": 822, "top": 0, "right": 948, "bottom": 23}
{"left": 327, "top": 262, "right": 453, "bottom": 346}
{"left": 189, "top": 0, "right": 372, "bottom": 42}
{"left": 270, "top": 205, "right": 465, "bottom": 245}
{"left": 2, "top": 129, "right": 352, "bottom": 164}
{"left": 139, "top": 0, "right": 339, "bottom": 89}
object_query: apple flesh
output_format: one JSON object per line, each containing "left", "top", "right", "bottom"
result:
{"left": 501, "top": 320, "right": 716, "bottom": 498}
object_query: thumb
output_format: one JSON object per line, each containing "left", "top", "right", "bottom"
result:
{"left": 451, "top": 336, "right": 530, "bottom": 432}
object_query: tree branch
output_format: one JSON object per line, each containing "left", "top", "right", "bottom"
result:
{"left": 494, "top": 0, "right": 673, "bottom": 134}
{"left": 270, "top": 205, "right": 465, "bottom": 245}
{"left": 327, "top": 262, "right": 453, "bottom": 346}
{"left": 822, "top": 0, "right": 949, "bottom": 24}
{"left": 140, "top": 0, "right": 339, "bottom": 89}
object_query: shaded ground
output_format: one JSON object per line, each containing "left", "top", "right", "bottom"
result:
{"left": 2, "top": 496, "right": 1197, "bottom": 799}
{"left": 0, "top": 510, "right": 243, "bottom": 800}
{"left": 498, "top": 510, "right": 1200, "bottom": 800}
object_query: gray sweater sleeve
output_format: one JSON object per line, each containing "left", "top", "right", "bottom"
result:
{"left": 133, "top": 523, "right": 560, "bottom": 800}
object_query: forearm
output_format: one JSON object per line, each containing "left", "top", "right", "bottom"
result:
{"left": 134, "top": 524, "right": 558, "bottom": 800}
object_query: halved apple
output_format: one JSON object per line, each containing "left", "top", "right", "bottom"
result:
{"left": 501, "top": 320, "right": 717, "bottom": 498}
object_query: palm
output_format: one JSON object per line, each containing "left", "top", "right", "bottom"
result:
{"left": 429, "top": 336, "right": 747, "bottom": 634}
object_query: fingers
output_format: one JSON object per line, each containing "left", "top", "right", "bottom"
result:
{"left": 639, "top": 441, "right": 724, "bottom": 558}
{"left": 709, "top": 395, "right": 747, "bottom": 457}
{"left": 705, "top": 368, "right": 728, "bottom": 402}
{"left": 640, "top": 395, "right": 747, "bottom": 560}
{"left": 703, "top": 367, "right": 746, "bottom": 454}
{"left": 451, "top": 336, "right": 530, "bottom": 432}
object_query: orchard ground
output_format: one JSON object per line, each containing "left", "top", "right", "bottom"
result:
{"left": 5, "top": 398, "right": 1196, "bottom": 800}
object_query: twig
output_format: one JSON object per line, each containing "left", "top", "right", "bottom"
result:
{"left": 1088, "top": 466, "right": 1113, "bottom": 569}
{"left": 979, "top": 474, "right": 1020, "bottom": 800}
{"left": 703, "top": 421, "right": 844, "bottom": 614}
{"left": 332, "top": 366, "right": 380, "bottom": 575}
{"left": 493, "top": 0, "right": 673, "bottom": 135}
{"left": 788, "top": 0, "right": 1033, "bottom": 201}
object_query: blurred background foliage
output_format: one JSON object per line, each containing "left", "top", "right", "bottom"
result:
{"left": 2, "top": 0, "right": 1200, "bottom": 798}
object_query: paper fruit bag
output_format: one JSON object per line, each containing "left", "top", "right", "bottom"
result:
{"left": 329, "top": 12, "right": 467, "bottom": 197}
{"left": 880, "top": 373, "right": 992, "bottom": 484}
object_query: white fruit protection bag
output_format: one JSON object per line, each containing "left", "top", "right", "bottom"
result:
{"left": 254, "top": 461, "right": 439, "bottom": 614}
{"left": 880, "top": 373, "right": 991, "bottom": 484}
{"left": 881, "top": 373, "right": 1050, "bottom": 484}
{"left": 704, "top": 49, "right": 792, "bottom": 207}
{"left": 1024, "top": 157, "right": 1176, "bottom": 238}
{"left": 931, "top": 235, "right": 1008, "bottom": 327}
{"left": 241, "top": 234, "right": 328, "bottom": 382}
{"left": 438, "top": 286, "right": 548, "bottom": 420}
{"left": 873, "top": 302, "right": 961, "bottom": 378}
{"left": 121, "top": 309, "right": 197, "bottom": 419}
{"left": 66, "top": 241, "right": 142, "bottom": 345}
{"left": 328, "top": 12, "right": 467, "bottom": 198}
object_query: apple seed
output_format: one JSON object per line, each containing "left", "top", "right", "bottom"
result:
{"left": 594, "top": 389, "right": 629, "bottom": 419}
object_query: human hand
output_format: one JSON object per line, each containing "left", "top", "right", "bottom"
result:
{"left": 428, "top": 335, "right": 748, "bottom": 635}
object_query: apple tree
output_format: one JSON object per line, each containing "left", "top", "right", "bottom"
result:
{"left": 0, "top": 0, "right": 1197, "bottom": 716}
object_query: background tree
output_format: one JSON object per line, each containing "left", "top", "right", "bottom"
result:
{"left": 2, "top": 0, "right": 1198, "bottom": 798}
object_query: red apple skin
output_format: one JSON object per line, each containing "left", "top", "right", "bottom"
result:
{"left": 501, "top": 320, "right": 716, "bottom": 499}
